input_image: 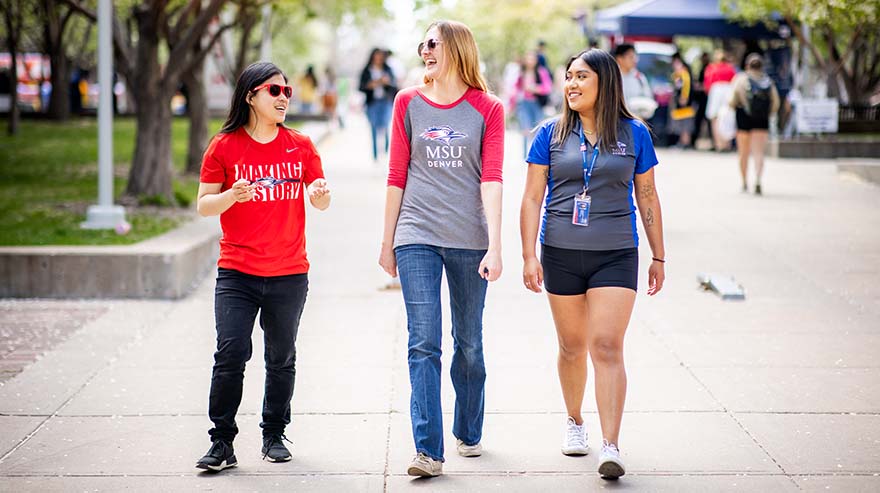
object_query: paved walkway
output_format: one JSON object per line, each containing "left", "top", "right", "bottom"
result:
{"left": 1, "top": 116, "right": 878, "bottom": 492}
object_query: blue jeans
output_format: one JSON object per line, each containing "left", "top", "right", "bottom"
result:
{"left": 365, "top": 99, "right": 392, "bottom": 160}
{"left": 208, "top": 268, "right": 308, "bottom": 442}
{"left": 395, "top": 244, "right": 488, "bottom": 461}
{"left": 517, "top": 99, "right": 544, "bottom": 157}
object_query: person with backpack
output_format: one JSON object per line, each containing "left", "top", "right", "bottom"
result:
{"left": 359, "top": 48, "right": 398, "bottom": 162}
{"left": 514, "top": 50, "right": 553, "bottom": 156}
{"left": 730, "top": 53, "right": 779, "bottom": 195}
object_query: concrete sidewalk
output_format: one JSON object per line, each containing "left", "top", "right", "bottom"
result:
{"left": 1, "top": 116, "right": 878, "bottom": 492}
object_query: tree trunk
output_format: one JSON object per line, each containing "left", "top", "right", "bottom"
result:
{"left": 47, "top": 51, "right": 71, "bottom": 120}
{"left": 184, "top": 56, "right": 208, "bottom": 174}
{"left": 126, "top": 85, "right": 175, "bottom": 202}
{"left": 43, "top": 0, "right": 71, "bottom": 120}
{"left": 125, "top": 7, "right": 175, "bottom": 202}
{"left": 5, "top": 21, "right": 20, "bottom": 136}
{"left": 7, "top": 52, "right": 20, "bottom": 136}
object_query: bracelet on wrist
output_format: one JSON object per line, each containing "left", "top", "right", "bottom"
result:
{"left": 652, "top": 257, "right": 665, "bottom": 263}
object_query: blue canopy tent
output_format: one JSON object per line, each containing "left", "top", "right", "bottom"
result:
{"left": 596, "top": 0, "right": 783, "bottom": 39}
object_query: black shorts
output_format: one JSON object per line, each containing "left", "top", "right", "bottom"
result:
{"left": 735, "top": 107, "right": 769, "bottom": 131}
{"left": 541, "top": 245, "right": 638, "bottom": 295}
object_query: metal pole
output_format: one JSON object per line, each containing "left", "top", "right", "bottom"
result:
{"left": 82, "top": 0, "right": 126, "bottom": 230}
{"left": 97, "top": 0, "right": 112, "bottom": 207}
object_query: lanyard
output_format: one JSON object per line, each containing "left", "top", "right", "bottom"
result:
{"left": 579, "top": 131, "right": 599, "bottom": 193}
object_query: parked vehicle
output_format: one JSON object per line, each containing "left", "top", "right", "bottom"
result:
{"left": 634, "top": 41, "right": 676, "bottom": 145}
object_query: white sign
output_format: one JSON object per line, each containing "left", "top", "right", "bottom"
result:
{"left": 797, "top": 99, "right": 838, "bottom": 133}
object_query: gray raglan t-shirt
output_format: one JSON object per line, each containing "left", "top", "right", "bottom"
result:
{"left": 387, "top": 87, "right": 505, "bottom": 250}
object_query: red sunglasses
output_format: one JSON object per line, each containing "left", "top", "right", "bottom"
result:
{"left": 417, "top": 38, "right": 443, "bottom": 56}
{"left": 252, "top": 83, "right": 292, "bottom": 98}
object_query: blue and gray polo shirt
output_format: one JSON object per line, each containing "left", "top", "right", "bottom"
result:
{"left": 526, "top": 117, "right": 658, "bottom": 251}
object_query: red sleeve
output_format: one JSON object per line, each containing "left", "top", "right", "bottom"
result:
{"left": 471, "top": 92, "right": 504, "bottom": 183}
{"left": 387, "top": 89, "right": 416, "bottom": 189}
{"left": 302, "top": 135, "right": 325, "bottom": 184}
{"left": 200, "top": 134, "right": 227, "bottom": 184}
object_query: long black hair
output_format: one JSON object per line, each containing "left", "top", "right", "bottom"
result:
{"left": 220, "top": 62, "right": 288, "bottom": 134}
{"left": 553, "top": 49, "right": 641, "bottom": 152}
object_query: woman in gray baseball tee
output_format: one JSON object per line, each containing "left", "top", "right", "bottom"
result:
{"left": 379, "top": 20, "right": 504, "bottom": 478}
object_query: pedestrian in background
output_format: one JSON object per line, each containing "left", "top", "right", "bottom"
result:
{"left": 320, "top": 67, "right": 342, "bottom": 128}
{"left": 669, "top": 52, "right": 695, "bottom": 148}
{"left": 359, "top": 48, "right": 398, "bottom": 162}
{"left": 298, "top": 65, "right": 318, "bottom": 114}
{"left": 704, "top": 50, "right": 737, "bottom": 151}
{"left": 613, "top": 44, "right": 656, "bottom": 121}
{"left": 520, "top": 48, "right": 665, "bottom": 480}
{"left": 693, "top": 52, "right": 711, "bottom": 144}
{"left": 514, "top": 50, "right": 553, "bottom": 156}
{"left": 379, "top": 19, "right": 504, "bottom": 478}
{"left": 194, "top": 61, "right": 331, "bottom": 472}
{"left": 730, "top": 52, "right": 779, "bottom": 195}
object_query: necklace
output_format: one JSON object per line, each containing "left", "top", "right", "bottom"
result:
{"left": 583, "top": 128, "right": 595, "bottom": 135}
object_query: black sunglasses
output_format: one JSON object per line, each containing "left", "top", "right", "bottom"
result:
{"left": 417, "top": 38, "right": 443, "bottom": 56}
{"left": 252, "top": 83, "right": 293, "bottom": 98}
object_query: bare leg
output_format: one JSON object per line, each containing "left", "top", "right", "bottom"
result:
{"left": 547, "top": 293, "right": 590, "bottom": 425}
{"left": 586, "top": 287, "right": 636, "bottom": 446}
{"left": 750, "top": 130, "right": 769, "bottom": 192}
{"left": 711, "top": 118, "right": 727, "bottom": 151}
{"left": 736, "top": 130, "right": 751, "bottom": 191}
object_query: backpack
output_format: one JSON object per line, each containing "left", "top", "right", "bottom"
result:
{"left": 746, "top": 78, "right": 771, "bottom": 120}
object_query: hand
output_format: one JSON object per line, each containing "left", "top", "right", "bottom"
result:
{"left": 647, "top": 260, "right": 665, "bottom": 296}
{"left": 379, "top": 245, "right": 397, "bottom": 278}
{"left": 522, "top": 256, "right": 544, "bottom": 293}
{"left": 308, "top": 178, "right": 330, "bottom": 200}
{"left": 231, "top": 179, "right": 255, "bottom": 203}
{"left": 478, "top": 249, "right": 502, "bottom": 282}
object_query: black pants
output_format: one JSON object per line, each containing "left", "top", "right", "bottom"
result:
{"left": 208, "top": 268, "right": 308, "bottom": 442}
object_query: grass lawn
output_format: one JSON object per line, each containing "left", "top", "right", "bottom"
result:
{"left": 0, "top": 117, "right": 225, "bottom": 246}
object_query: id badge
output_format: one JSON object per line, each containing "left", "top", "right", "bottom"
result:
{"left": 572, "top": 193, "right": 591, "bottom": 226}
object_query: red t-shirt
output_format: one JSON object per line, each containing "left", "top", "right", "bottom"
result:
{"left": 704, "top": 62, "right": 736, "bottom": 92}
{"left": 200, "top": 126, "right": 325, "bottom": 277}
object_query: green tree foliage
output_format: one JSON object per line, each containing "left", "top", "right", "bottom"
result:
{"left": 722, "top": 0, "right": 880, "bottom": 104}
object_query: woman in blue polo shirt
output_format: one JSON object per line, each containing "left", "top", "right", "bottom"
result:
{"left": 519, "top": 48, "right": 666, "bottom": 480}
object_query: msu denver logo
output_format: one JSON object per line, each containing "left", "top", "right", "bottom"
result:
{"left": 419, "top": 126, "right": 467, "bottom": 145}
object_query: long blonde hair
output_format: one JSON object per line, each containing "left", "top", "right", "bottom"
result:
{"left": 423, "top": 20, "right": 488, "bottom": 92}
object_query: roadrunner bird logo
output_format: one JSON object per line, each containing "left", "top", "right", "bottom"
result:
{"left": 419, "top": 126, "right": 467, "bottom": 145}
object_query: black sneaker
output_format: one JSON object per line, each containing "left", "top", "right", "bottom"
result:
{"left": 755, "top": 184, "right": 763, "bottom": 195}
{"left": 262, "top": 434, "right": 292, "bottom": 462}
{"left": 196, "top": 440, "right": 237, "bottom": 472}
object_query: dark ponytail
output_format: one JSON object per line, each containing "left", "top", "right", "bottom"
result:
{"left": 220, "top": 62, "right": 287, "bottom": 134}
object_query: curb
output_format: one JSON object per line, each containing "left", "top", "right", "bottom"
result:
{"left": 0, "top": 122, "right": 334, "bottom": 300}
{"left": 0, "top": 216, "right": 221, "bottom": 299}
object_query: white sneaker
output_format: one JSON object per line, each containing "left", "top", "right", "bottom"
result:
{"left": 407, "top": 452, "right": 443, "bottom": 477}
{"left": 561, "top": 416, "right": 590, "bottom": 456}
{"left": 598, "top": 439, "right": 626, "bottom": 479}
{"left": 456, "top": 439, "right": 482, "bottom": 457}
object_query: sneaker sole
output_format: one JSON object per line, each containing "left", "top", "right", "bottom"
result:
{"left": 195, "top": 457, "right": 238, "bottom": 472}
{"left": 458, "top": 445, "right": 482, "bottom": 457}
{"left": 263, "top": 455, "right": 292, "bottom": 463}
{"left": 407, "top": 465, "right": 441, "bottom": 477}
{"left": 598, "top": 459, "right": 625, "bottom": 479}
{"left": 561, "top": 446, "right": 590, "bottom": 456}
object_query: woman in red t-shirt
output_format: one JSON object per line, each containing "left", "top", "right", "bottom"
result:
{"left": 194, "top": 62, "right": 331, "bottom": 472}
